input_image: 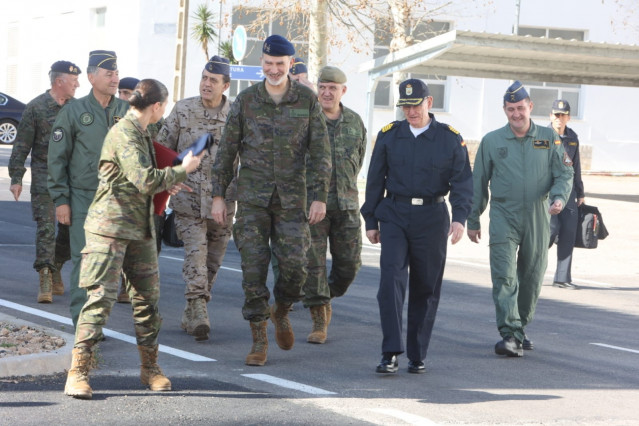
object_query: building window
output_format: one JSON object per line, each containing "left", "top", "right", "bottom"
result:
{"left": 373, "top": 20, "right": 451, "bottom": 110}
{"left": 518, "top": 27, "right": 584, "bottom": 118}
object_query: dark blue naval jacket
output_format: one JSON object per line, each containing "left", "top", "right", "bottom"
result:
{"left": 550, "top": 124, "right": 584, "bottom": 199}
{"left": 361, "top": 113, "right": 473, "bottom": 231}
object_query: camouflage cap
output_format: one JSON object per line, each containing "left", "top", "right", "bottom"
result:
{"left": 318, "top": 66, "right": 347, "bottom": 84}
{"left": 50, "top": 60, "right": 82, "bottom": 75}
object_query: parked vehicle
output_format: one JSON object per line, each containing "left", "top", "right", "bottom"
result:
{"left": 0, "top": 92, "right": 26, "bottom": 144}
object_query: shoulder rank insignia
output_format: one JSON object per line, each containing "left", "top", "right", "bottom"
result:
{"left": 381, "top": 121, "right": 397, "bottom": 133}
{"left": 447, "top": 124, "right": 460, "bottom": 135}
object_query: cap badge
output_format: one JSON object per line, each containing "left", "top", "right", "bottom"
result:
{"left": 405, "top": 84, "right": 413, "bottom": 96}
{"left": 558, "top": 101, "right": 564, "bottom": 109}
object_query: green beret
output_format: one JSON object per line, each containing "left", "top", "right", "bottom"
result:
{"left": 318, "top": 66, "right": 346, "bottom": 84}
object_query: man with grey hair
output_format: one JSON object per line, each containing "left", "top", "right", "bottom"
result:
{"left": 48, "top": 50, "right": 129, "bottom": 328}
{"left": 9, "top": 60, "right": 81, "bottom": 303}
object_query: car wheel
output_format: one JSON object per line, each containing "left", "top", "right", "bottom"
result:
{"left": 0, "top": 119, "right": 19, "bottom": 144}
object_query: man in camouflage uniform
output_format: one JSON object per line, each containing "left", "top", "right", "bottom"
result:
{"left": 303, "top": 66, "right": 366, "bottom": 344}
{"left": 211, "top": 35, "right": 331, "bottom": 366}
{"left": 9, "top": 60, "right": 80, "bottom": 303}
{"left": 157, "top": 56, "right": 236, "bottom": 341}
{"left": 48, "top": 50, "right": 129, "bottom": 328}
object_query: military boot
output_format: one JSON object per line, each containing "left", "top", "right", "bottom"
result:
{"left": 64, "top": 346, "right": 93, "bottom": 399}
{"left": 326, "top": 301, "right": 332, "bottom": 326}
{"left": 189, "top": 297, "right": 210, "bottom": 341}
{"left": 117, "top": 276, "right": 130, "bottom": 303}
{"left": 52, "top": 264, "right": 64, "bottom": 296}
{"left": 307, "top": 304, "right": 328, "bottom": 344}
{"left": 180, "top": 300, "right": 193, "bottom": 332}
{"left": 245, "top": 321, "right": 268, "bottom": 366}
{"left": 270, "top": 302, "right": 295, "bottom": 350}
{"left": 138, "top": 345, "right": 172, "bottom": 391}
{"left": 37, "top": 267, "right": 53, "bottom": 303}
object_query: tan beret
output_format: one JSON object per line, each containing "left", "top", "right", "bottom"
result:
{"left": 318, "top": 66, "right": 347, "bottom": 84}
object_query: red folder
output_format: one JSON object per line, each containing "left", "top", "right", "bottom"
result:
{"left": 152, "top": 141, "right": 178, "bottom": 215}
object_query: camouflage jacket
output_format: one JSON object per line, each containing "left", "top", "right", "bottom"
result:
{"left": 8, "top": 91, "right": 71, "bottom": 194}
{"left": 309, "top": 104, "right": 367, "bottom": 211}
{"left": 84, "top": 110, "right": 187, "bottom": 240}
{"left": 212, "top": 78, "right": 331, "bottom": 209}
{"left": 47, "top": 90, "right": 129, "bottom": 207}
{"left": 156, "top": 95, "right": 236, "bottom": 218}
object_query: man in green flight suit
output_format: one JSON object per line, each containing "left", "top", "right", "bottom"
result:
{"left": 467, "top": 80, "right": 573, "bottom": 357}
{"left": 48, "top": 50, "right": 129, "bottom": 328}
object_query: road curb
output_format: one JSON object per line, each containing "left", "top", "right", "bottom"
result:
{"left": 0, "top": 311, "right": 74, "bottom": 378}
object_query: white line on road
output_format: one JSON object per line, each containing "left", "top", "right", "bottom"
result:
{"left": 160, "top": 255, "right": 242, "bottom": 273}
{"left": 372, "top": 408, "right": 439, "bottom": 425}
{"left": 0, "top": 298, "right": 215, "bottom": 362}
{"left": 242, "top": 373, "right": 337, "bottom": 395}
{"left": 590, "top": 343, "right": 639, "bottom": 354}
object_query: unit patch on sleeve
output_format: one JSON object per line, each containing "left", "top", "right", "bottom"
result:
{"left": 533, "top": 139, "right": 550, "bottom": 149}
{"left": 52, "top": 128, "right": 64, "bottom": 142}
{"left": 563, "top": 152, "right": 573, "bottom": 167}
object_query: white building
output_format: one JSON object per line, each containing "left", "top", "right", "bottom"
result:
{"left": 2, "top": 0, "right": 638, "bottom": 172}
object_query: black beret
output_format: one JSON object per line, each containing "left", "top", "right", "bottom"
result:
{"left": 118, "top": 77, "right": 140, "bottom": 90}
{"left": 397, "top": 79, "right": 430, "bottom": 106}
{"left": 262, "top": 35, "right": 295, "bottom": 57}
{"left": 50, "top": 61, "right": 82, "bottom": 75}
{"left": 504, "top": 80, "right": 529, "bottom": 103}
{"left": 204, "top": 55, "right": 230, "bottom": 76}
{"left": 88, "top": 50, "right": 118, "bottom": 70}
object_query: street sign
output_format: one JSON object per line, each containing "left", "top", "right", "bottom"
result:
{"left": 232, "top": 25, "right": 247, "bottom": 62}
{"left": 230, "top": 65, "right": 264, "bottom": 81}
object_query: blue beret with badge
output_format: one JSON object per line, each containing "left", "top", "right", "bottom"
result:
{"left": 262, "top": 35, "right": 295, "bottom": 57}
{"left": 504, "top": 80, "right": 529, "bottom": 103}
{"left": 88, "top": 50, "right": 118, "bottom": 70}
{"left": 174, "top": 133, "right": 213, "bottom": 165}
{"left": 396, "top": 79, "right": 430, "bottom": 106}
{"left": 204, "top": 55, "right": 230, "bottom": 76}
{"left": 118, "top": 77, "right": 139, "bottom": 90}
{"left": 552, "top": 99, "right": 571, "bottom": 114}
{"left": 50, "top": 60, "right": 82, "bottom": 75}
{"left": 290, "top": 58, "right": 307, "bottom": 75}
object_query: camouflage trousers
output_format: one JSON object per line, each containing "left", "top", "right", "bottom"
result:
{"left": 174, "top": 203, "right": 235, "bottom": 302}
{"left": 30, "top": 192, "right": 71, "bottom": 271}
{"left": 233, "top": 192, "right": 310, "bottom": 322}
{"left": 303, "top": 208, "right": 362, "bottom": 307}
{"left": 74, "top": 232, "right": 161, "bottom": 348}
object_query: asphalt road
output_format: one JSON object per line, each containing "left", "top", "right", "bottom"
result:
{"left": 1, "top": 144, "right": 638, "bottom": 425}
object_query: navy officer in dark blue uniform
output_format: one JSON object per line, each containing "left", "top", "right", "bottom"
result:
{"left": 548, "top": 99, "right": 585, "bottom": 290}
{"left": 361, "top": 79, "right": 473, "bottom": 374}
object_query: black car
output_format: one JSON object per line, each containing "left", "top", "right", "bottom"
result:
{"left": 0, "top": 92, "right": 26, "bottom": 144}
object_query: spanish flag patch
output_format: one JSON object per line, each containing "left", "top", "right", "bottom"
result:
{"left": 554, "top": 139, "right": 561, "bottom": 145}
{"left": 461, "top": 140, "right": 466, "bottom": 146}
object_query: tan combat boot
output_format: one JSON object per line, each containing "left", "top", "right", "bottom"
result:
{"left": 138, "top": 345, "right": 172, "bottom": 391}
{"left": 326, "top": 301, "right": 332, "bottom": 326}
{"left": 245, "top": 321, "right": 268, "bottom": 366}
{"left": 37, "top": 267, "right": 53, "bottom": 303}
{"left": 307, "top": 304, "right": 328, "bottom": 344}
{"left": 52, "top": 265, "right": 64, "bottom": 296}
{"left": 270, "top": 302, "right": 295, "bottom": 350}
{"left": 189, "top": 297, "right": 211, "bottom": 341}
{"left": 64, "top": 346, "right": 93, "bottom": 399}
{"left": 180, "top": 300, "right": 192, "bottom": 332}
{"left": 117, "top": 276, "right": 130, "bottom": 303}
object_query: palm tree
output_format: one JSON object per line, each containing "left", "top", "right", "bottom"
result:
{"left": 190, "top": 3, "right": 217, "bottom": 60}
{"left": 219, "top": 40, "right": 237, "bottom": 64}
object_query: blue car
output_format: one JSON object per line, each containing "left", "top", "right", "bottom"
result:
{"left": 0, "top": 92, "right": 26, "bottom": 144}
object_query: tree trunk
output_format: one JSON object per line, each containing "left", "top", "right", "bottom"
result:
{"left": 308, "top": 0, "right": 328, "bottom": 83}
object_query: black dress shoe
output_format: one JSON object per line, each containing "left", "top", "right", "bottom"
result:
{"left": 494, "top": 336, "right": 523, "bottom": 357}
{"left": 376, "top": 354, "right": 398, "bottom": 373}
{"left": 523, "top": 334, "right": 534, "bottom": 350}
{"left": 553, "top": 281, "right": 579, "bottom": 290}
{"left": 407, "top": 360, "right": 426, "bottom": 374}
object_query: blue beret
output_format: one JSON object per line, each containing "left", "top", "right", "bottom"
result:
{"left": 290, "top": 58, "right": 307, "bottom": 75}
{"left": 174, "top": 133, "right": 213, "bottom": 165}
{"left": 504, "top": 80, "right": 529, "bottom": 103}
{"left": 204, "top": 55, "right": 230, "bottom": 76}
{"left": 552, "top": 99, "right": 571, "bottom": 114}
{"left": 118, "top": 77, "right": 139, "bottom": 90}
{"left": 397, "top": 79, "right": 430, "bottom": 106}
{"left": 262, "top": 35, "right": 295, "bottom": 57}
{"left": 88, "top": 50, "right": 118, "bottom": 70}
{"left": 50, "top": 60, "right": 81, "bottom": 75}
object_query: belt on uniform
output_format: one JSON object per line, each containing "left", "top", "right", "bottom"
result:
{"left": 387, "top": 193, "right": 445, "bottom": 205}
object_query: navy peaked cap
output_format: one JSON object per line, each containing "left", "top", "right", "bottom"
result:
{"left": 397, "top": 79, "right": 430, "bottom": 106}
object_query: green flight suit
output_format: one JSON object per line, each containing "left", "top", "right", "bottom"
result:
{"left": 47, "top": 89, "right": 129, "bottom": 327}
{"left": 467, "top": 121, "right": 573, "bottom": 342}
